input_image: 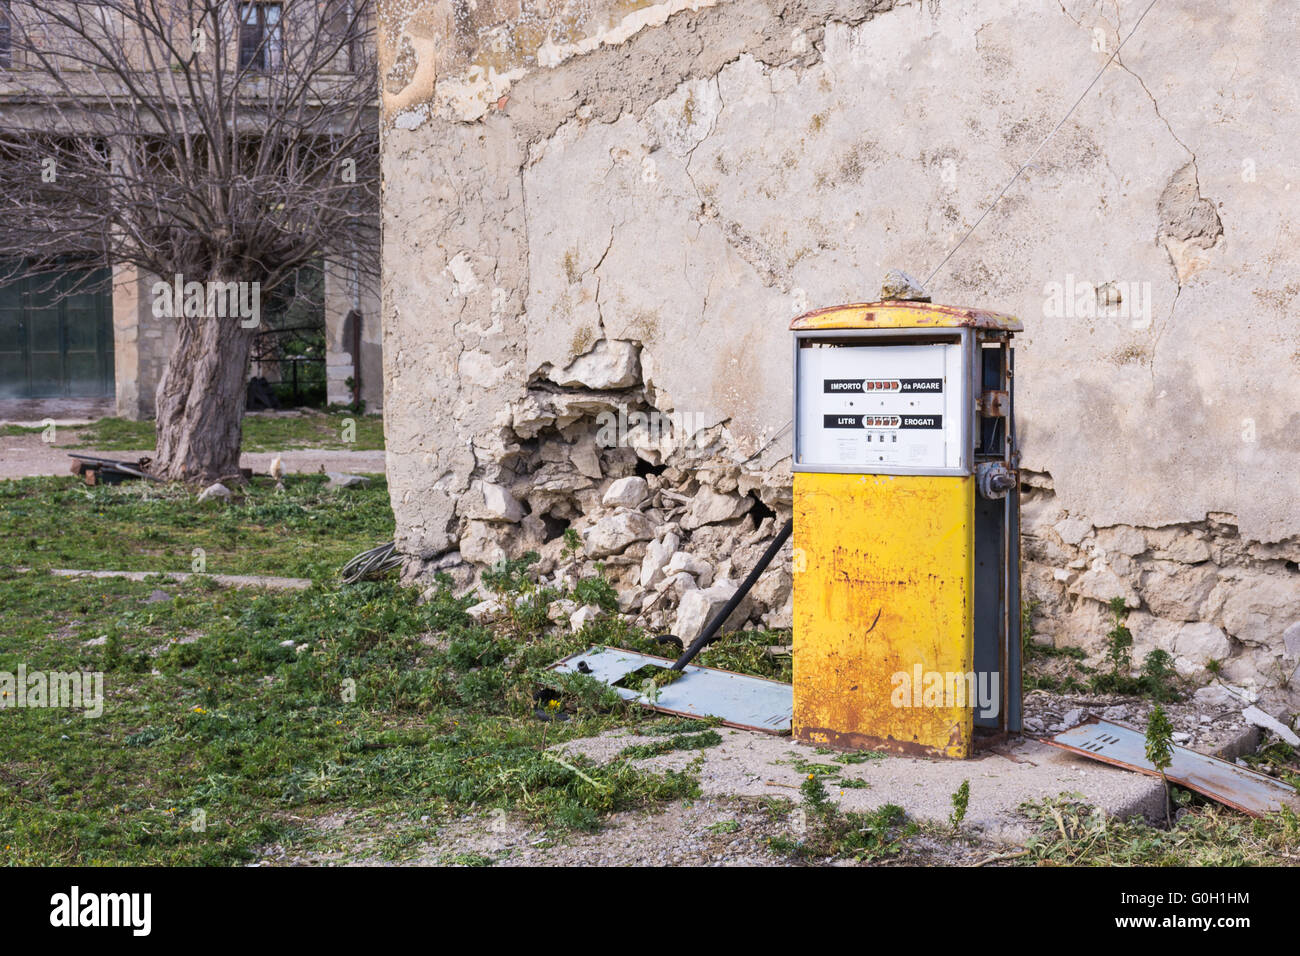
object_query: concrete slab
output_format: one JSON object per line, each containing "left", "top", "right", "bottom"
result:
{"left": 559, "top": 726, "right": 1168, "bottom": 844}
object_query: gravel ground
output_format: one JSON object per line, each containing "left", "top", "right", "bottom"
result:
{"left": 254, "top": 796, "right": 997, "bottom": 867}
{"left": 255, "top": 691, "right": 1269, "bottom": 867}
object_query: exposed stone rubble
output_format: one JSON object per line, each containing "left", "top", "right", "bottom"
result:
{"left": 406, "top": 344, "right": 794, "bottom": 642}
{"left": 1021, "top": 471, "right": 1300, "bottom": 713}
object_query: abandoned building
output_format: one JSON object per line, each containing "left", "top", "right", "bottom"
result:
{"left": 0, "top": 1, "right": 383, "bottom": 416}
{"left": 375, "top": 0, "right": 1299, "bottom": 711}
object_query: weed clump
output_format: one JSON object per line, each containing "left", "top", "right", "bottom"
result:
{"left": 768, "top": 773, "right": 917, "bottom": 862}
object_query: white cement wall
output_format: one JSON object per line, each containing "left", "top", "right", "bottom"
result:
{"left": 377, "top": 0, "right": 1300, "bottom": 706}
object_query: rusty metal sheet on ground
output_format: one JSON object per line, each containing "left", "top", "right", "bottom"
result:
{"left": 547, "top": 647, "right": 792, "bottom": 734}
{"left": 1045, "top": 716, "right": 1300, "bottom": 817}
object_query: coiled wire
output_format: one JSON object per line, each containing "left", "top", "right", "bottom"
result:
{"left": 340, "top": 541, "right": 403, "bottom": 583}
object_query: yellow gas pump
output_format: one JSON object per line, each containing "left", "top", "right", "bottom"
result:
{"left": 790, "top": 298, "right": 1023, "bottom": 758}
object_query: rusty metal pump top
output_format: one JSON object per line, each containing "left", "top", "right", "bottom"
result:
{"left": 790, "top": 300, "right": 1023, "bottom": 332}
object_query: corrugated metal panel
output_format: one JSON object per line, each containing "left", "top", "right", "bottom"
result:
{"left": 548, "top": 647, "right": 792, "bottom": 734}
{"left": 1046, "top": 716, "right": 1300, "bottom": 817}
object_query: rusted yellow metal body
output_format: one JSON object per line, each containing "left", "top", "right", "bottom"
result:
{"left": 792, "top": 472, "right": 975, "bottom": 757}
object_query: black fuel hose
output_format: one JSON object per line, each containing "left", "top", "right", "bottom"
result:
{"left": 669, "top": 517, "right": 792, "bottom": 671}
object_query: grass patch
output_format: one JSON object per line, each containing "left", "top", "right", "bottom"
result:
{"left": 768, "top": 773, "right": 918, "bottom": 862}
{"left": 1022, "top": 598, "right": 1182, "bottom": 702}
{"left": 0, "top": 570, "right": 701, "bottom": 865}
{"left": 0, "top": 478, "right": 820, "bottom": 865}
{"left": 692, "top": 627, "right": 792, "bottom": 683}
{"left": 641, "top": 717, "right": 720, "bottom": 736}
{"left": 614, "top": 664, "right": 686, "bottom": 693}
{"left": 1019, "top": 795, "right": 1300, "bottom": 865}
{"left": 0, "top": 474, "right": 393, "bottom": 579}
{"left": 617, "top": 730, "right": 723, "bottom": 760}
{"left": 64, "top": 412, "right": 384, "bottom": 453}
{"left": 0, "top": 486, "right": 713, "bottom": 865}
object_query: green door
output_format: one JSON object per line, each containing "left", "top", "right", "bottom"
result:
{"left": 0, "top": 268, "right": 114, "bottom": 399}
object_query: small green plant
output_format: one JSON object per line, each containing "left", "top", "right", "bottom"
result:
{"left": 707, "top": 819, "right": 740, "bottom": 834}
{"left": 482, "top": 551, "right": 541, "bottom": 595}
{"left": 949, "top": 779, "right": 970, "bottom": 832}
{"left": 617, "top": 730, "right": 722, "bottom": 760}
{"left": 768, "top": 773, "right": 916, "bottom": 862}
{"left": 573, "top": 565, "right": 618, "bottom": 611}
{"left": 1140, "top": 649, "right": 1179, "bottom": 702}
{"left": 560, "top": 527, "right": 582, "bottom": 560}
{"left": 1089, "top": 597, "right": 1181, "bottom": 701}
{"left": 801, "top": 772, "right": 834, "bottom": 819}
{"left": 1104, "top": 596, "right": 1133, "bottom": 677}
{"left": 1021, "top": 598, "right": 1042, "bottom": 656}
{"left": 1145, "top": 703, "right": 1175, "bottom": 826}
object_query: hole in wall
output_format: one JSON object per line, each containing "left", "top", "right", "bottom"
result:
{"left": 540, "top": 513, "right": 568, "bottom": 543}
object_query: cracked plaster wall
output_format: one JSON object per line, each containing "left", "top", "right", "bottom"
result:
{"left": 378, "top": 0, "right": 1300, "bottom": 702}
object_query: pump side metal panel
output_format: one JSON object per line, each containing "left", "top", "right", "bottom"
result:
{"left": 792, "top": 472, "right": 975, "bottom": 758}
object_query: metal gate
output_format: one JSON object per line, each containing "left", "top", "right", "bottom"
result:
{"left": 0, "top": 268, "right": 114, "bottom": 399}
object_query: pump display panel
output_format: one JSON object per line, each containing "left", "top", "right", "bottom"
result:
{"left": 795, "top": 339, "right": 967, "bottom": 474}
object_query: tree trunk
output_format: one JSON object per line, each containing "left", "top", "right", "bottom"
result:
{"left": 152, "top": 299, "right": 256, "bottom": 484}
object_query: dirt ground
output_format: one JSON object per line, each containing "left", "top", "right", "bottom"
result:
{"left": 0, "top": 431, "right": 385, "bottom": 478}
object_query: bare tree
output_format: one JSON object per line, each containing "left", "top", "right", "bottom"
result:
{"left": 0, "top": 0, "right": 378, "bottom": 482}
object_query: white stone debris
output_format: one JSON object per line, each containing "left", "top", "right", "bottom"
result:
{"left": 602, "top": 475, "right": 649, "bottom": 509}
{"left": 664, "top": 551, "right": 713, "bottom": 587}
{"left": 325, "top": 472, "right": 370, "bottom": 490}
{"left": 466, "top": 599, "right": 504, "bottom": 624}
{"left": 582, "top": 511, "right": 655, "bottom": 558}
{"left": 1241, "top": 705, "right": 1300, "bottom": 747}
{"left": 570, "top": 604, "right": 603, "bottom": 633}
{"left": 197, "top": 482, "right": 231, "bottom": 502}
{"left": 682, "top": 485, "right": 753, "bottom": 530}
{"left": 480, "top": 481, "right": 525, "bottom": 522}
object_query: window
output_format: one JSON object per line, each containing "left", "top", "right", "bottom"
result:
{"left": 322, "top": 0, "right": 356, "bottom": 73}
{"left": 1, "top": 1, "right": 12, "bottom": 69}
{"left": 238, "top": 2, "right": 282, "bottom": 71}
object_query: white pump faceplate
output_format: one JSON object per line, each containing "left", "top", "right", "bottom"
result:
{"left": 795, "top": 341, "right": 966, "bottom": 474}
